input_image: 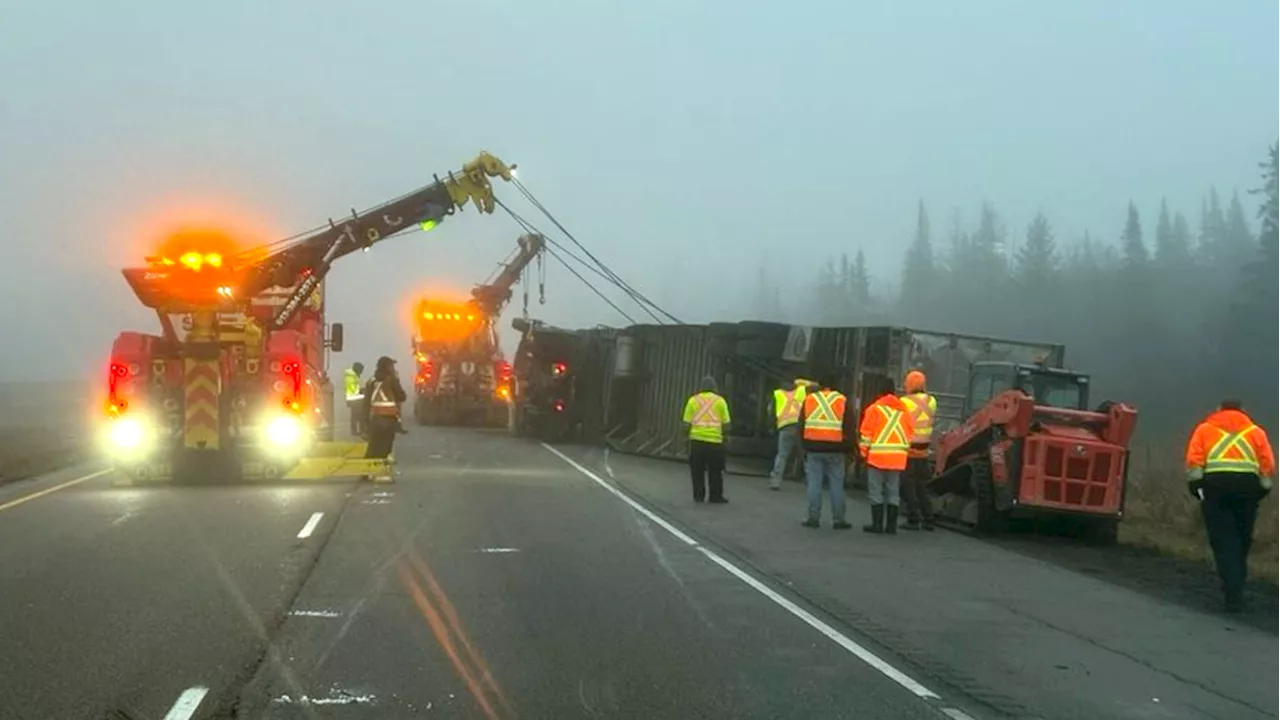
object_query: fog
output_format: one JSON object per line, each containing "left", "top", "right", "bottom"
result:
{"left": 1, "top": 1, "right": 1275, "bottom": 441}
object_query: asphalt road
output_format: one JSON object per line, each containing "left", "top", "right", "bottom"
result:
{"left": 0, "top": 428, "right": 966, "bottom": 720}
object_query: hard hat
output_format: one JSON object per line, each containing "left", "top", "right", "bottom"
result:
{"left": 794, "top": 377, "right": 814, "bottom": 387}
{"left": 904, "top": 370, "right": 927, "bottom": 393}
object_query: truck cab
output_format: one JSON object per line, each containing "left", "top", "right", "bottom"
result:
{"left": 965, "top": 361, "right": 1091, "bottom": 415}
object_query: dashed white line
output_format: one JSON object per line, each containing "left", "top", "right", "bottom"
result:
{"left": 941, "top": 708, "right": 977, "bottom": 720}
{"left": 542, "top": 444, "right": 955, "bottom": 709}
{"left": 162, "top": 686, "right": 209, "bottom": 720}
{"left": 477, "top": 547, "right": 521, "bottom": 554}
{"left": 297, "top": 512, "right": 324, "bottom": 539}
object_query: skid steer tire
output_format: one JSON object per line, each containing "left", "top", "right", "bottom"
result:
{"left": 970, "top": 459, "right": 1008, "bottom": 536}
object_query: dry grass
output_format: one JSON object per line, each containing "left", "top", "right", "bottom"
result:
{"left": 1122, "top": 444, "right": 1279, "bottom": 585}
{"left": 0, "top": 381, "right": 95, "bottom": 485}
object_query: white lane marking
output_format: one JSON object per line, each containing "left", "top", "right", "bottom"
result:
{"left": 162, "top": 686, "right": 209, "bottom": 720}
{"left": 0, "top": 467, "right": 112, "bottom": 513}
{"left": 271, "top": 688, "right": 377, "bottom": 705}
{"left": 289, "top": 609, "right": 342, "bottom": 618}
{"left": 542, "top": 444, "right": 944, "bottom": 703}
{"left": 544, "top": 446, "right": 701, "bottom": 548}
{"left": 477, "top": 547, "right": 521, "bottom": 554}
{"left": 297, "top": 512, "right": 324, "bottom": 539}
{"left": 941, "top": 708, "right": 977, "bottom": 720}
{"left": 603, "top": 447, "right": 615, "bottom": 478}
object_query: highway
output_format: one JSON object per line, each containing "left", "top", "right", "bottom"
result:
{"left": 0, "top": 427, "right": 1274, "bottom": 720}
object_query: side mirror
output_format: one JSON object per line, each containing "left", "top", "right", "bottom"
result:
{"left": 330, "top": 323, "right": 345, "bottom": 353}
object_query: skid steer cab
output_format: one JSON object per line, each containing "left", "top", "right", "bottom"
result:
{"left": 927, "top": 361, "right": 1138, "bottom": 544}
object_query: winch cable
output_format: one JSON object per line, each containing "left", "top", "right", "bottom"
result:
{"left": 499, "top": 192, "right": 793, "bottom": 384}
{"left": 496, "top": 199, "right": 659, "bottom": 324}
{"left": 511, "top": 179, "right": 682, "bottom": 325}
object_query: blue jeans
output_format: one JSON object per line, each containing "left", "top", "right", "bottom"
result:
{"left": 866, "top": 467, "right": 901, "bottom": 506}
{"left": 804, "top": 452, "right": 846, "bottom": 523}
{"left": 770, "top": 425, "right": 799, "bottom": 488}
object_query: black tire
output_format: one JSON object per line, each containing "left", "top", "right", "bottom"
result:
{"left": 970, "top": 459, "right": 1008, "bottom": 535}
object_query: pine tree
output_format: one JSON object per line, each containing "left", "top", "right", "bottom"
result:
{"left": 1154, "top": 198, "right": 1174, "bottom": 265}
{"left": 899, "top": 199, "right": 936, "bottom": 323}
{"left": 1121, "top": 201, "right": 1148, "bottom": 270}
{"left": 1224, "top": 191, "right": 1256, "bottom": 270}
{"left": 1197, "top": 188, "right": 1227, "bottom": 266}
{"left": 1015, "top": 211, "right": 1057, "bottom": 289}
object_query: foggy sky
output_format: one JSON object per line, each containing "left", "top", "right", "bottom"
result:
{"left": 1, "top": 0, "right": 1275, "bottom": 381}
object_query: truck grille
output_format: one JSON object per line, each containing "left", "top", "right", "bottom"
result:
{"left": 1041, "top": 444, "right": 1114, "bottom": 508}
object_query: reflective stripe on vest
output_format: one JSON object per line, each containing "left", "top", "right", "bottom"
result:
{"left": 865, "top": 407, "right": 916, "bottom": 450}
{"left": 802, "top": 390, "right": 845, "bottom": 443}
{"left": 687, "top": 392, "right": 725, "bottom": 443}
{"left": 1205, "top": 425, "right": 1262, "bottom": 474}
{"left": 369, "top": 381, "right": 399, "bottom": 417}
{"left": 900, "top": 392, "right": 936, "bottom": 444}
{"left": 774, "top": 388, "right": 802, "bottom": 428}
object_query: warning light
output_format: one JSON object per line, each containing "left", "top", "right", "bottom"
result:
{"left": 553, "top": 399, "right": 566, "bottom": 413}
{"left": 205, "top": 253, "right": 223, "bottom": 268}
{"left": 467, "top": 314, "right": 475, "bottom": 322}
{"left": 424, "top": 312, "right": 435, "bottom": 320}
{"left": 420, "top": 219, "right": 438, "bottom": 232}
{"left": 552, "top": 362, "right": 567, "bottom": 376}
{"left": 175, "top": 252, "right": 227, "bottom": 272}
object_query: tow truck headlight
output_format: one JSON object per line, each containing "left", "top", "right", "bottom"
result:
{"left": 264, "top": 415, "right": 304, "bottom": 448}
{"left": 100, "top": 415, "right": 156, "bottom": 460}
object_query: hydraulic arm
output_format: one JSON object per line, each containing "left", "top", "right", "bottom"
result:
{"left": 122, "top": 151, "right": 516, "bottom": 328}
{"left": 471, "top": 233, "right": 547, "bottom": 315}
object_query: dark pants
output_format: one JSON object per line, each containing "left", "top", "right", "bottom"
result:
{"left": 900, "top": 456, "right": 934, "bottom": 524}
{"left": 1200, "top": 481, "right": 1264, "bottom": 606}
{"left": 689, "top": 440, "right": 726, "bottom": 501}
{"left": 364, "top": 416, "right": 398, "bottom": 459}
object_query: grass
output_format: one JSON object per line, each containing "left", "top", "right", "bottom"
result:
{"left": 1122, "top": 444, "right": 1279, "bottom": 585}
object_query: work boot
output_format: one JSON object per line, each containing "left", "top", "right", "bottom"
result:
{"left": 802, "top": 518, "right": 820, "bottom": 529}
{"left": 832, "top": 520, "right": 852, "bottom": 530}
{"left": 885, "top": 505, "right": 899, "bottom": 535}
{"left": 863, "top": 504, "right": 884, "bottom": 533}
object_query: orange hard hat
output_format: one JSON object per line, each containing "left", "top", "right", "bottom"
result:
{"left": 904, "top": 370, "right": 927, "bottom": 393}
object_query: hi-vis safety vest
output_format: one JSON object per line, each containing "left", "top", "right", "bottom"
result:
{"left": 773, "top": 386, "right": 807, "bottom": 429}
{"left": 801, "top": 390, "right": 846, "bottom": 443}
{"left": 1204, "top": 426, "right": 1262, "bottom": 474}
{"left": 344, "top": 368, "right": 363, "bottom": 401}
{"left": 899, "top": 392, "right": 937, "bottom": 456}
{"left": 858, "top": 399, "right": 912, "bottom": 471}
{"left": 683, "top": 391, "right": 730, "bottom": 444}
{"left": 368, "top": 380, "right": 400, "bottom": 418}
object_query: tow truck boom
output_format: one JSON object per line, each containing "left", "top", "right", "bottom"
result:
{"left": 122, "top": 151, "right": 516, "bottom": 329}
{"left": 471, "top": 233, "right": 547, "bottom": 316}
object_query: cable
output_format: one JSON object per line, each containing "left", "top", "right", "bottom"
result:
{"left": 544, "top": 247, "right": 637, "bottom": 324}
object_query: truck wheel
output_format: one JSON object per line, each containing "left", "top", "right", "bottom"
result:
{"left": 970, "top": 459, "right": 1008, "bottom": 535}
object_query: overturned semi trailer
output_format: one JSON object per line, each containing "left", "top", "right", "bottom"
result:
{"left": 513, "top": 319, "right": 1066, "bottom": 479}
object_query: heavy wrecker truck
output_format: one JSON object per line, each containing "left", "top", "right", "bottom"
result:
{"left": 98, "top": 151, "right": 516, "bottom": 484}
{"left": 411, "top": 233, "right": 545, "bottom": 427}
{"left": 926, "top": 361, "right": 1139, "bottom": 544}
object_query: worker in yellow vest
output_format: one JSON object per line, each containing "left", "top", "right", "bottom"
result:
{"left": 1184, "top": 399, "right": 1275, "bottom": 613}
{"left": 344, "top": 361, "right": 366, "bottom": 437}
{"left": 899, "top": 370, "right": 938, "bottom": 531}
{"left": 682, "top": 376, "right": 732, "bottom": 504}
{"left": 769, "top": 377, "right": 815, "bottom": 490}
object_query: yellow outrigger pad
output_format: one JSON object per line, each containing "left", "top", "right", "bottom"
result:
{"left": 281, "top": 442, "right": 395, "bottom": 483}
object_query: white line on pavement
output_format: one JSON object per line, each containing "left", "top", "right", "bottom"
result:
{"left": 0, "top": 467, "right": 112, "bottom": 513}
{"left": 162, "top": 686, "right": 209, "bottom": 720}
{"left": 542, "top": 444, "right": 954, "bottom": 707}
{"left": 297, "top": 512, "right": 324, "bottom": 539}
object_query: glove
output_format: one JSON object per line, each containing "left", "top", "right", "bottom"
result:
{"left": 1188, "top": 479, "right": 1205, "bottom": 501}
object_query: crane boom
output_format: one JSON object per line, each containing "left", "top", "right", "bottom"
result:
{"left": 121, "top": 151, "right": 516, "bottom": 328}
{"left": 470, "top": 233, "right": 546, "bottom": 316}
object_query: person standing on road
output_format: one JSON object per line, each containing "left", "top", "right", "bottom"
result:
{"left": 363, "top": 356, "right": 408, "bottom": 460}
{"left": 682, "top": 376, "right": 731, "bottom": 504}
{"left": 796, "top": 374, "right": 852, "bottom": 529}
{"left": 344, "top": 361, "right": 366, "bottom": 437}
{"left": 1185, "top": 399, "right": 1275, "bottom": 613}
{"left": 770, "top": 377, "right": 814, "bottom": 490}
{"left": 898, "top": 370, "right": 938, "bottom": 531}
{"left": 859, "top": 389, "right": 914, "bottom": 535}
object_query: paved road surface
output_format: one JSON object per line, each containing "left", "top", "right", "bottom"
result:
{"left": 0, "top": 429, "right": 980, "bottom": 720}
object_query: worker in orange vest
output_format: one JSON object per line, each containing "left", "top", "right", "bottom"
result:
{"left": 796, "top": 374, "right": 852, "bottom": 529}
{"left": 899, "top": 370, "right": 938, "bottom": 531}
{"left": 858, "top": 389, "right": 914, "bottom": 534}
{"left": 770, "top": 377, "right": 815, "bottom": 490}
{"left": 1184, "top": 399, "right": 1275, "bottom": 613}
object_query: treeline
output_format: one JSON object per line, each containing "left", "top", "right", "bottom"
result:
{"left": 751, "top": 144, "right": 1279, "bottom": 440}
